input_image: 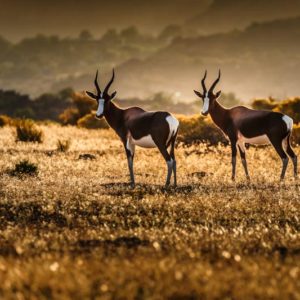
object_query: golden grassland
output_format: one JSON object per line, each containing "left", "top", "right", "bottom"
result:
{"left": 0, "top": 125, "right": 299, "bottom": 300}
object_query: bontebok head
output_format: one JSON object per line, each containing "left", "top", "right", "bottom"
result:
{"left": 194, "top": 70, "right": 222, "bottom": 116}
{"left": 86, "top": 69, "right": 117, "bottom": 118}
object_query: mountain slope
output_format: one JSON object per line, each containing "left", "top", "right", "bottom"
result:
{"left": 97, "top": 16, "right": 300, "bottom": 101}
{"left": 186, "top": 0, "right": 300, "bottom": 34}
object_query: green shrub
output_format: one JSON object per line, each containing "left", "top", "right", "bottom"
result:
{"left": 177, "top": 115, "right": 227, "bottom": 145}
{"left": 9, "top": 160, "right": 38, "bottom": 177}
{"left": 77, "top": 112, "right": 109, "bottom": 129}
{"left": 15, "top": 119, "right": 43, "bottom": 143}
{"left": 57, "top": 139, "right": 71, "bottom": 152}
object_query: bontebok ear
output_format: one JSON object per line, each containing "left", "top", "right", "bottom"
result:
{"left": 194, "top": 90, "right": 203, "bottom": 98}
{"left": 86, "top": 91, "right": 97, "bottom": 99}
{"left": 215, "top": 90, "right": 221, "bottom": 98}
{"left": 110, "top": 91, "right": 117, "bottom": 99}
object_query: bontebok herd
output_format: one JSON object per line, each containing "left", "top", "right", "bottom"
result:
{"left": 86, "top": 68, "right": 297, "bottom": 186}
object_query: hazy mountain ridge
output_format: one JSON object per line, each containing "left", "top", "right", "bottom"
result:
{"left": 1, "top": 15, "right": 300, "bottom": 101}
{"left": 186, "top": 0, "right": 300, "bottom": 34}
{"left": 109, "top": 16, "right": 300, "bottom": 100}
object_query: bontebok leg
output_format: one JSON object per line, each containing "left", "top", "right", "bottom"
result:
{"left": 237, "top": 144, "right": 250, "bottom": 180}
{"left": 269, "top": 136, "right": 289, "bottom": 181}
{"left": 230, "top": 139, "right": 237, "bottom": 181}
{"left": 125, "top": 140, "right": 135, "bottom": 187}
{"left": 285, "top": 134, "right": 298, "bottom": 178}
{"left": 169, "top": 132, "right": 178, "bottom": 186}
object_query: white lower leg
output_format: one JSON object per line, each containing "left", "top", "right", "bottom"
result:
{"left": 166, "top": 159, "right": 173, "bottom": 186}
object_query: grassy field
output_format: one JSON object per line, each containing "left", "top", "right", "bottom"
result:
{"left": 0, "top": 125, "right": 299, "bottom": 299}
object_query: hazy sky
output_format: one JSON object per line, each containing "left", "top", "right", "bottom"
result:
{"left": 0, "top": 0, "right": 210, "bottom": 41}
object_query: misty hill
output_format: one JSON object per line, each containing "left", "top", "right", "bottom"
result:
{"left": 186, "top": 0, "right": 300, "bottom": 34}
{"left": 1, "top": 16, "right": 300, "bottom": 102}
{"left": 100, "top": 16, "right": 300, "bottom": 101}
{"left": 0, "top": 28, "right": 175, "bottom": 97}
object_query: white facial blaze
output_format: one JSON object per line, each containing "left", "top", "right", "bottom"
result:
{"left": 202, "top": 92, "right": 210, "bottom": 114}
{"left": 96, "top": 99, "right": 105, "bottom": 116}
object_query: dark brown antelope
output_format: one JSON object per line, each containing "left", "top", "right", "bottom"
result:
{"left": 86, "top": 69, "right": 179, "bottom": 187}
{"left": 194, "top": 70, "right": 298, "bottom": 181}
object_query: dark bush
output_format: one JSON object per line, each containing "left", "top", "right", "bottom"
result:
{"left": 274, "top": 97, "right": 300, "bottom": 124}
{"left": 59, "top": 92, "right": 96, "bottom": 125}
{"left": 251, "top": 97, "right": 278, "bottom": 110}
{"left": 15, "top": 119, "right": 43, "bottom": 143}
{"left": 177, "top": 115, "right": 227, "bottom": 145}
{"left": 9, "top": 160, "right": 38, "bottom": 177}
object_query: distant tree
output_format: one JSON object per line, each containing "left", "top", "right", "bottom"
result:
{"left": 79, "top": 30, "right": 93, "bottom": 41}
{"left": 120, "top": 26, "right": 140, "bottom": 43}
{"left": 33, "top": 88, "right": 72, "bottom": 121}
{"left": 101, "top": 29, "right": 120, "bottom": 46}
{"left": 0, "top": 90, "right": 31, "bottom": 117}
{"left": 0, "top": 36, "right": 11, "bottom": 55}
{"left": 14, "top": 107, "right": 35, "bottom": 119}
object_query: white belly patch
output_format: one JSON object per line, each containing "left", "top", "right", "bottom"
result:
{"left": 132, "top": 135, "right": 156, "bottom": 148}
{"left": 238, "top": 132, "right": 270, "bottom": 145}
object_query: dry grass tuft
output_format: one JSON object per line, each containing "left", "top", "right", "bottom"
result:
{"left": 56, "top": 139, "right": 71, "bottom": 152}
{"left": 15, "top": 119, "right": 43, "bottom": 143}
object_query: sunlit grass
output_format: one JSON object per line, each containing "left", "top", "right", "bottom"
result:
{"left": 0, "top": 125, "right": 299, "bottom": 299}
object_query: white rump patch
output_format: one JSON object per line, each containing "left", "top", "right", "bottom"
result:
{"left": 96, "top": 99, "right": 105, "bottom": 116}
{"left": 202, "top": 92, "right": 210, "bottom": 114}
{"left": 166, "top": 115, "right": 179, "bottom": 145}
{"left": 132, "top": 135, "right": 156, "bottom": 148}
{"left": 282, "top": 115, "right": 293, "bottom": 131}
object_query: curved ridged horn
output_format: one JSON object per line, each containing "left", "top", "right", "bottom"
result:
{"left": 104, "top": 69, "right": 115, "bottom": 95}
{"left": 201, "top": 70, "right": 207, "bottom": 94}
{"left": 94, "top": 70, "right": 101, "bottom": 96}
{"left": 209, "top": 69, "right": 221, "bottom": 93}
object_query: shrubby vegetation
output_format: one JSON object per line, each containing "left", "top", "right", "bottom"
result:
{"left": 15, "top": 119, "right": 43, "bottom": 143}
{"left": 177, "top": 115, "right": 227, "bottom": 145}
{"left": 0, "top": 88, "right": 72, "bottom": 121}
{"left": 251, "top": 97, "right": 300, "bottom": 124}
{"left": 0, "top": 115, "right": 13, "bottom": 127}
{"left": 77, "top": 113, "right": 109, "bottom": 129}
{"left": 1, "top": 91, "right": 300, "bottom": 144}
{"left": 8, "top": 160, "right": 38, "bottom": 177}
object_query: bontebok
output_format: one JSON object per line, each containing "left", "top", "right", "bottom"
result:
{"left": 86, "top": 70, "right": 179, "bottom": 187}
{"left": 194, "top": 70, "right": 298, "bottom": 181}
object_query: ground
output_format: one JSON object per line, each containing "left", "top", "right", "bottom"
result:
{"left": 0, "top": 125, "right": 299, "bottom": 299}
